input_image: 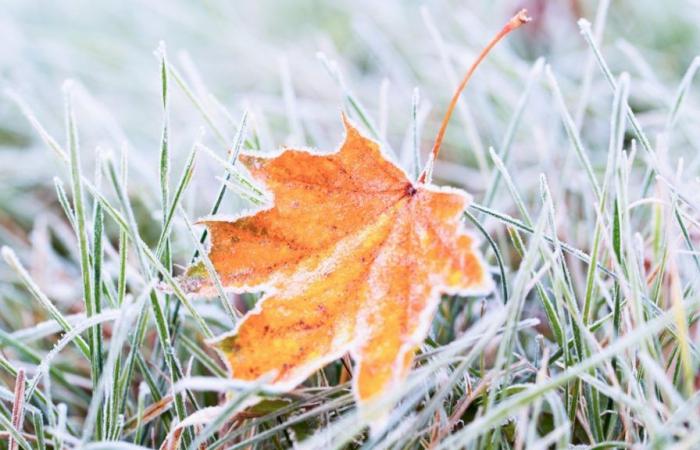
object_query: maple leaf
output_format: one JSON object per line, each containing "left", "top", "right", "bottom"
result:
{"left": 185, "top": 115, "right": 492, "bottom": 403}
{"left": 184, "top": 8, "right": 530, "bottom": 411}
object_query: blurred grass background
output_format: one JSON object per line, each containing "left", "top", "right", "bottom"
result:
{"left": 2, "top": 0, "right": 700, "bottom": 448}
{"left": 1, "top": 0, "right": 699, "bottom": 233}
{"left": 2, "top": 0, "right": 700, "bottom": 231}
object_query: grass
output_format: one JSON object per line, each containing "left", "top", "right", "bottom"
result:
{"left": 1, "top": 0, "right": 700, "bottom": 448}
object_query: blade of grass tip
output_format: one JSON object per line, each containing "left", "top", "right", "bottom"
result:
{"left": 666, "top": 56, "right": 700, "bottom": 131}
{"left": 195, "top": 143, "right": 266, "bottom": 204}
{"left": 133, "top": 383, "right": 148, "bottom": 444}
{"left": 133, "top": 353, "right": 165, "bottom": 405}
{"left": 411, "top": 87, "right": 421, "bottom": 181}
{"left": 157, "top": 41, "right": 173, "bottom": 281}
{"left": 192, "top": 111, "right": 249, "bottom": 262}
{"left": 488, "top": 147, "right": 532, "bottom": 224}
{"left": 54, "top": 404, "right": 67, "bottom": 450}
{"left": 214, "top": 176, "right": 266, "bottom": 206}
{"left": 53, "top": 177, "right": 78, "bottom": 233}
{"left": 481, "top": 57, "right": 544, "bottom": 212}
{"left": 9, "top": 369, "right": 26, "bottom": 450}
{"left": 110, "top": 415, "right": 125, "bottom": 441}
{"left": 157, "top": 53, "right": 176, "bottom": 414}
{"left": 127, "top": 380, "right": 166, "bottom": 442}
{"left": 179, "top": 206, "right": 240, "bottom": 323}
{"left": 578, "top": 19, "right": 653, "bottom": 157}
{"left": 179, "top": 334, "right": 226, "bottom": 377}
{"left": 5, "top": 90, "right": 68, "bottom": 162}
{"left": 1, "top": 246, "right": 90, "bottom": 357}
{"left": 573, "top": 0, "right": 611, "bottom": 129}
{"left": 0, "top": 330, "right": 89, "bottom": 410}
{"left": 25, "top": 309, "right": 121, "bottom": 402}
{"left": 674, "top": 204, "right": 700, "bottom": 276}
{"left": 463, "top": 209, "right": 508, "bottom": 303}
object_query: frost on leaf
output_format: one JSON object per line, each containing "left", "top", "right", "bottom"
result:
{"left": 184, "top": 116, "right": 493, "bottom": 405}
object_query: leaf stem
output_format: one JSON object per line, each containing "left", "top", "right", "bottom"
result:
{"left": 418, "top": 9, "right": 530, "bottom": 183}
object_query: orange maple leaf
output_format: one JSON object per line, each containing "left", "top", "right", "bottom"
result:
{"left": 188, "top": 116, "right": 492, "bottom": 402}
{"left": 184, "top": 9, "right": 529, "bottom": 409}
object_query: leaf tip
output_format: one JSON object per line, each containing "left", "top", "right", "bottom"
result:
{"left": 340, "top": 110, "right": 356, "bottom": 134}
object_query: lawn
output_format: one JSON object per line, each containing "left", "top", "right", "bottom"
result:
{"left": 1, "top": 0, "right": 700, "bottom": 448}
